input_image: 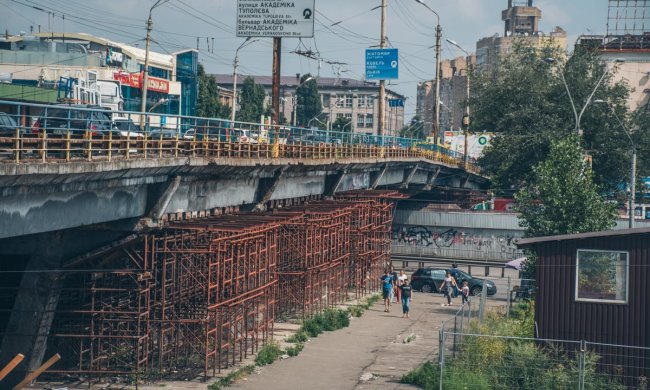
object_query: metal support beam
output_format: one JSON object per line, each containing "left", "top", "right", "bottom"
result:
{"left": 325, "top": 169, "right": 347, "bottom": 198}
{"left": 423, "top": 167, "right": 441, "bottom": 191}
{"left": 370, "top": 164, "right": 388, "bottom": 190}
{"left": 400, "top": 164, "right": 419, "bottom": 189}
{"left": 461, "top": 174, "right": 470, "bottom": 189}
{"left": 147, "top": 176, "right": 181, "bottom": 221}
{"left": 253, "top": 167, "right": 287, "bottom": 212}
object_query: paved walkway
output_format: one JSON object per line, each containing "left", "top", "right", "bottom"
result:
{"left": 230, "top": 292, "right": 466, "bottom": 390}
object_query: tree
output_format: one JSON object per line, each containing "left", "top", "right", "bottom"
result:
{"left": 296, "top": 74, "right": 322, "bottom": 126}
{"left": 515, "top": 135, "right": 617, "bottom": 278}
{"left": 331, "top": 116, "right": 351, "bottom": 132}
{"left": 399, "top": 116, "right": 425, "bottom": 139}
{"left": 471, "top": 43, "right": 631, "bottom": 194}
{"left": 197, "top": 63, "right": 231, "bottom": 119}
{"left": 238, "top": 76, "right": 267, "bottom": 123}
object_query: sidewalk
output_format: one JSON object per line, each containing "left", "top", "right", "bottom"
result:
{"left": 230, "top": 292, "right": 467, "bottom": 390}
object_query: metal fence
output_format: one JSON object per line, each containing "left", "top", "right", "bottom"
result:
{"left": 0, "top": 100, "right": 480, "bottom": 173}
{"left": 434, "top": 287, "right": 649, "bottom": 390}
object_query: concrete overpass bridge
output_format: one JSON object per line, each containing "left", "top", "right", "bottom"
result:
{"left": 0, "top": 102, "right": 490, "bottom": 385}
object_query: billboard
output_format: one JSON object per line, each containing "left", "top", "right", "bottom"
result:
{"left": 236, "top": 0, "right": 315, "bottom": 37}
{"left": 442, "top": 131, "right": 493, "bottom": 159}
{"left": 365, "top": 48, "right": 399, "bottom": 80}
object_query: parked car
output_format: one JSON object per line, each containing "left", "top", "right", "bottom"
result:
{"left": 0, "top": 112, "right": 21, "bottom": 135}
{"left": 410, "top": 268, "right": 497, "bottom": 296}
{"left": 113, "top": 118, "right": 144, "bottom": 138}
{"left": 149, "top": 128, "right": 179, "bottom": 139}
{"left": 31, "top": 104, "right": 114, "bottom": 135}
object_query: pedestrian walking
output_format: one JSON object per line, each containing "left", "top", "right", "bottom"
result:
{"left": 439, "top": 271, "right": 457, "bottom": 306}
{"left": 389, "top": 266, "right": 398, "bottom": 303}
{"left": 461, "top": 280, "right": 470, "bottom": 306}
{"left": 399, "top": 279, "right": 412, "bottom": 318}
{"left": 396, "top": 269, "right": 407, "bottom": 303}
{"left": 450, "top": 263, "right": 460, "bottom": 298}
{"left": 381, "top": 269, "right": 393, "bottom": 312}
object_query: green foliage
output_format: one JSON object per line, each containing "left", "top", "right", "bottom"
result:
{"left": 197, "top": 63, "right": 231, "bottom": 119}
{"left": 238, "top": 76, "right": 267, "bottom": 123}
{"left": 207, "top": 365, "right": 255, "bottom": 390}
{"left": 296, "top": 74, "right": 322, "bottom": 126}
{"left": 401, "top": 301, "right": 628, "bottom": 390}
{"left": 331, "top": 116, "right": 352, "bottom": 132}
{"left": 302, "top": 317, "right": 323, "bottom": 338}
{"left": 286, "top": 330, "right": 308, "bottom": 343}
{"left": 254, "top": 342, "right": 283, "bottom": 366}
{"left": 515, "top": 135, "right": 617, "bottom": 242}
{"left": 472, "top": 43, "right": 632, "bottom": 193}
{"left": 285, "top": 343, "right": 304, "bottom": 357}
{"left": 348, "top": 305, "right": 364, "bottom": 317}
{"left": 399, "top": 116, "right": 426, "bottom": 139}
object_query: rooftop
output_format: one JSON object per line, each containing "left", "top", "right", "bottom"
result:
{"left": 517, "top": 227, "right": 650, "bottom": 246}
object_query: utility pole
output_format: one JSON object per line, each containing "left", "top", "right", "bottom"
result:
{"left": 231, "top": 37, "right": 254, "bottom": 125}
{"left": 630, "top": 147, "right": 636, "bottom": 228}
{"left": 140, "top": 15, "right": 153, "bottom": 118}
{"left": 377, "top": 0, "right": 387, "bottom": 137}
{"left": 272, "top": 38, "right": 281, "bottom": 125}
{"left": 433, "top": 24, "right": 442, "bottom": 143}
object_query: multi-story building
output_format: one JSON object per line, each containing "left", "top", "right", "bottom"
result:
{"left": 0, "top": 32, "right": 198, "bottom": 117}
{"left": 417, "top": 56, "right": 476, "bottom": 134}
{"left": 475, "top": 0, "right": 567, "bottom": 73}
{"left": 213, "top": 74, "right": 405, "bottom": 135}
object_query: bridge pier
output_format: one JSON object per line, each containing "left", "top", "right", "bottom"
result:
{"left": 0, "top": 229, "right": 128, "bottom": 387}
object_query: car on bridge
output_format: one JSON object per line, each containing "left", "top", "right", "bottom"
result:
{"left": 410, "top": 267, "right": 497, "bottom": 296}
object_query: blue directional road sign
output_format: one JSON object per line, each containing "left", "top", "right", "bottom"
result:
{"left": 365, "top": 48, "right": 399, "bottom": 80}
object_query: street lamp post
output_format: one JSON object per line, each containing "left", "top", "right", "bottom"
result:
{"left": 140, "top": 0, "right": 170, "bottom": 121}
{"left": 595, "top": 99, "right": 637, "bottom": 228}
{"left": 414, "top": 0, "right": 441, "bottom": 143}
{"left": 544, "top": 57, "right": 624, "bottom": 135}
{"left": 446, "top": 38, "right": 471, "bottom": 169}
{"left": 231, "top": 37, "right": 257, "bottom": 125}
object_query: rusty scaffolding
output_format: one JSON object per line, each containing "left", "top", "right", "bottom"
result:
{"left": 36, "top": 194, "right": 399, "bottom": 381}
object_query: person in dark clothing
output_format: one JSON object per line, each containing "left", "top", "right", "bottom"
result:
{"left": 399, "top": 279, "right": 413, "bottom": 318}
{"left": 390, "top": 266, "right": 399, "bottom": 303}
{"left": 381, "top": 269, "right": 393, "bottom": 312}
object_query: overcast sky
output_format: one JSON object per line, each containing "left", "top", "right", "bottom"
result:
{"left": 1, "top": 0, "right": 611, "bottom": 117}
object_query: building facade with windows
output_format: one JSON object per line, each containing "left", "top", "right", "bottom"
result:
{"left": 212, "top": 74, "right": 405, "bottom": 135}
{"left": 0, "top": 32, "right": 198, "bottom": 117}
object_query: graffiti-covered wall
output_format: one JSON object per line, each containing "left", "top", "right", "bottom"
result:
{"left": 391, "top": 210, "right": 525, "bottom": 261}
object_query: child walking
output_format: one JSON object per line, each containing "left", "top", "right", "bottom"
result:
{"left": 461, "top": 280, "right": 470, "bottom": 306}
{"left": 399, "top": 279, "right": 412, "bottom": 318}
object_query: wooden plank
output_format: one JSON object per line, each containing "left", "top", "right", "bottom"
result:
{"left": 12, "top": 353, "right": 60, "bottom": 390}
{"left": 0, "top": 354, "right": 24, "bottom": 381}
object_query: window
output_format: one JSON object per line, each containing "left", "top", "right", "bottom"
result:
{"left": 365, "top": 114, "right": 373, "bottom": 127}
{"left": 576, "top": 249, "right": 628, "bottom": 303}
{"left": 322, "top": 94, "right": 331, "bottom": 108}
{"left": 357, "top": 96, "right": 366, "bottom": 108}
{"left": 356, "top": 114, "right": 365, "bottom": 127}
{"left": 344, "top": 94, "right": 353, "bottom": 108}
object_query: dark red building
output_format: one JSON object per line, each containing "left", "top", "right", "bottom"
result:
{"left": 518, "top": 228, "right": 650, "bottom": 386}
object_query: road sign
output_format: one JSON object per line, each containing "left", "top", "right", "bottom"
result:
{"left": 365, "top": 48, "right": 399, "bottom": 80}
{"left": 236, "top": 0, "right": 315, "bottom": 38}
{"left": 388, "top": 98, "right": 404, "bottom": 107}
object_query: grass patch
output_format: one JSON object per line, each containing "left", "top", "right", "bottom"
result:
{"left": 348, "top": 293, "right": 381, "bottom": 317}
{"left": 254, "top": 342, "right": 284, "bottom": 366}
{"left": 208, "top": 365, "right": 255, "bottom": 390}
{"left": 285, "top": 343, "right": 304, "bottom": 357}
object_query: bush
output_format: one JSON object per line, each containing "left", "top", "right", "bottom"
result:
{"left": 255, "top": 342, "right": 283, "bottom": 366}
{"left": 286, "top": 330, "right": 308, "bottom": 343}
{"left": 348, "top": 305, "right": 364, "bottom": 317}
{"left": 302, "top": 318, "right": 322, "bottom": 338}
{"left": 208, "top": 365, "right": 255, "bottom": 390}
{"left": 400, "top": 361, "right": 439, "bottom": 390}
{"left": 285, "top": 343, "right": 304, "bottom": 357}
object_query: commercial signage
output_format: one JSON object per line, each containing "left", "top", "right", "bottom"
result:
{"left": 113, "top": 71, "right": 169, "bottom": 94}
{"left": 365, "top": 48, "right": 399, "bottom": 80}
{"left": 388, "top": 98, "right": 404, "bottom": 107}
{"left": 236, "top": 0, "right": 315, "bottom": 38}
